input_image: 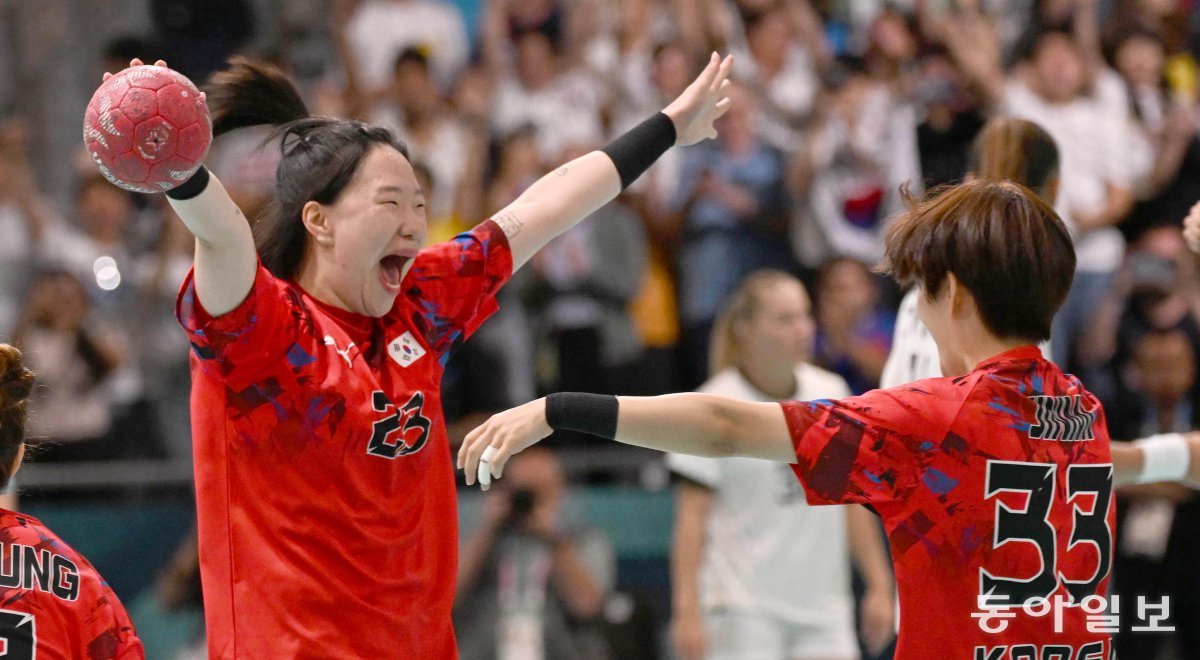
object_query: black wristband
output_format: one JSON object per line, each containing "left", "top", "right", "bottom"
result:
{"left": 600, "top": 113, "right": 677, "bottom": 190}
{"left": 545, "top": 393, "right": 619, "bottom": 439}
{"left": 165, "top": 165, "right": 211, "bottom": 201}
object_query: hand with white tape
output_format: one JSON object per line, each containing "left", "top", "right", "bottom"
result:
{"left": 458, "top": 397, "right": 554, "bottom": 490}
{"left": 476, "top": 446, "right": 498, "bottom": 490}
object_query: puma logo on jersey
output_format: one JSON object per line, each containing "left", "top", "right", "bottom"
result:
{"left": 323, "top": 336, "right": 358, "bottom": 367}
{"left": 387, "top": 331, "right": 426, "bottom": 368}
{"left": 1028, "top": 395, "right": 1095, "bottom": 442}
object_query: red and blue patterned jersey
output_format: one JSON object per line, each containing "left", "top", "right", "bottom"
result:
{"left": 177, "top": 221, "right": 512, "bottom": 658}
{"left": 0, "top": 509, "right": 143, "bottom": 659}
{"left": 783, "top": 346, "right": 1116, "bottom": 660}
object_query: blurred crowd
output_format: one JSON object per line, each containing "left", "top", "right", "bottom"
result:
{"left": 5, "top": 0, "right": 1200, "bottom": 657}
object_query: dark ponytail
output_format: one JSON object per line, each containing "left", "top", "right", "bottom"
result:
{"left": 203, "top": 58, "right": 409, "bottom": 280}
{"left": 205, "top": 56, "right": 309, "bottom": 137}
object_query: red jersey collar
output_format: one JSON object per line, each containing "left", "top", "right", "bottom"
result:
{"left": 973, "top": 345, "right": 1044, "bottom": 371}
{"left": 290, "top": 280, "right": 378, "bottom": 336}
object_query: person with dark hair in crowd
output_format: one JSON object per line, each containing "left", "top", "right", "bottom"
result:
{"left": 945, "top": 11, "right": 1136, "bottom": 373}
{"left": 454, "top": 447, "right": 614, "bottom": 660}
{"left": 463, "top": 179, "right": 1200, "bottom": 659}
{"left": 1107, "top": 327, "right": 1200, "bottom": 659}
{"left": 102, "top": 49, "right": 730, "bottom": 656}
{"left": 813, "top": 257, "right": 894, "bottom": 394}
{"left": 12, "top": 269, "right": 126, "bottom": 463}
{"left": 673, "top": 82, "right": 791, "bottom": 389}
{"left": 0, "top": 344, "right": 144, "bottom": 657}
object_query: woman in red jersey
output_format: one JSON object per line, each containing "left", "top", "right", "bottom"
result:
{"left": 101, "top": 52, "right": 730, "bottom": 657}
{"left": 462, "top": 179, "right": 1200, "bottom": 660}
{"left": 0, "top": 344, "right": 143, "bottom": 659}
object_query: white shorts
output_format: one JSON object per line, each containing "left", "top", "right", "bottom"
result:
{"left": 705, "top": 608, "right": 859, "bottom": 660}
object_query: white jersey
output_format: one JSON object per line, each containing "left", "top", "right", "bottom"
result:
{"left": 667, "top": 364, "right": 855, "bottom": 626}
{"left": 880, "top": 288, "right": 1053, "bottom": 388}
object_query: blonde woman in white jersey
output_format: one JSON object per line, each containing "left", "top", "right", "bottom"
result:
{"left": 880, "top": 118, "right": 1059, "bottom": 388}
{"left": 668, "top": 271, "right": 895, "bottom": 660}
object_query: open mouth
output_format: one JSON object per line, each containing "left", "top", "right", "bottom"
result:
{"left": 379, "top": 254, "right": 409, "bottom": 291}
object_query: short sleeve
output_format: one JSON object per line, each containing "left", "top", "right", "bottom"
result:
{"left": 86, "top": 586, "right": 144, "bottom": 660}
{"left": 175, "top": 262, "right": 301, "bottom": 386}
{"left": 780, "top": 383, "right": 963, "bottom": 506}
{"left": 667, "top": 452, "right": 722, "bottom": 489}
{"left": 399, "top": 220, "right": 513, "bottom": 357}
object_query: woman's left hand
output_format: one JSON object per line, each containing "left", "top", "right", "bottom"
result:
{"left": 458, "top": 398, "right": 553, "bottom": 490}
{"left": 662, "top": 52, "right": 734, "bottom": 146}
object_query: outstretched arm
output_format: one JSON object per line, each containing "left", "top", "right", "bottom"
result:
{"left": 1111, "top": 433, "right": 1200, "bottom": 489}
{"left": 494, "top": 53, "right": 733, "bottom": 270}
{"left": 458, "top": 393, "right": 793, "bottom": 488}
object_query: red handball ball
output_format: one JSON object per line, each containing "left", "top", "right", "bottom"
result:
{"left": 83, "top": 65, "right": 212, "bottom": 194}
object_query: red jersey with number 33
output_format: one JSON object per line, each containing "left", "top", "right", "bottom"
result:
{"left": 0, "top": 509, "right": 143, "bottom": 659}
{"left": 177, "top": 221, "right": 511, "bottom": 658}
{"left": 782, "top": 346, "right": 1116, "bottom": 660}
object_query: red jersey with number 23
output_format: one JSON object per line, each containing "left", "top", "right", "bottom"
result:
{"left": 782, "top": 346, "right": 1116, "bottom": 660}
{"left": 177, "top": 221, "right": 512, "bottom": 659}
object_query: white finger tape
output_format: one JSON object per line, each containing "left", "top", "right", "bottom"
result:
{"left": 478, "top": 446, "right": 498, "bottom": 488}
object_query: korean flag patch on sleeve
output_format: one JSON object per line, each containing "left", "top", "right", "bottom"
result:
{"left": 388, "top": 331, "right": 427, "bottom": 368}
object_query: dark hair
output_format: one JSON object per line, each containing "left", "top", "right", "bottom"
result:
{"left": 969, "top": 118, "right": 1060, "bottom": 203}
{"left": 0, "top": 345, "right": 33, "bottom": 491}
{"left": 881, "top": 180, "right": 1075, "bottom": 341}
{"left": 205, "top": 57, "right": 409, "bottom": 279}
{"left": 393, "top": 48, "right": 430, "bottom": 76}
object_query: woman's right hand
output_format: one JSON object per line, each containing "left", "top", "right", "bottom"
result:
{"left": 458, "top": 398, "right": 554, "bottom": 490}
{"left": 102, "top": 59, "right": 208, "bottom": 105}
{"left": 669, "top": 610, "right": 708, "bottom": 660}
{"left": 662, "top": 52, "right": 734, "bottom": 147}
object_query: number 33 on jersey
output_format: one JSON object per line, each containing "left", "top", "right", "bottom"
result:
{"left": 780, "top": 347, "right": 1116, "bottom": 660}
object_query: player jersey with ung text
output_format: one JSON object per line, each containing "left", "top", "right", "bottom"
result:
{"left": 177, "top": 221, "right": 511, "bottom": 658}
{"left": 783, "top": 346, "right": 1115, "bottom": 660}
{"left": 0, "top": 509, "right": 143, "bottom": 659}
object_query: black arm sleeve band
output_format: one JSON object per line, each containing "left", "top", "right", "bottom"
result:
{"left": 165, "top": 165, "right": 211, "bottom": 201}
{"left": 545, "top": 392, "right": 619, "bottom": 439}
{"left": 599, "top": 113, "right": 677, "bottom": 190}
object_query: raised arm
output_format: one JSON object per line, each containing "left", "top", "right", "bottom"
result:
{"left": 493, "top": 53, "right": 733, "bottom": 270}
{"left": 103, "top": 59, "right": 257, "bottom": 317}
{"left": 937, "top": 2, "right": 1006, "bottom": 108}
{"left": 166, "top": 169, "right": 258, "bottom": 316}
{"left": 458, "top": 393, "right": 793, "bottom": 488}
